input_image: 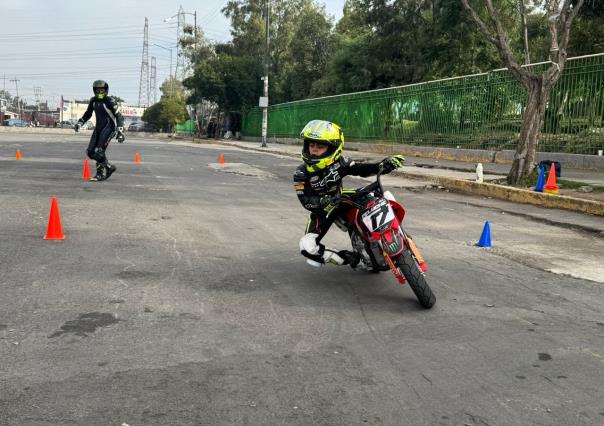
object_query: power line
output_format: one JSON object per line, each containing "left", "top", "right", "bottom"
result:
{"left": 0, "top": 24, "right": 144, "bottom": 38}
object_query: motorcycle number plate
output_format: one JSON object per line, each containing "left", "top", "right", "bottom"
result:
{"left": 361, "top": 198, "right": 395, "bottom": 232}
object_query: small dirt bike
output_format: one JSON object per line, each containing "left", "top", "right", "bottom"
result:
{"left": 329, "top": 171, "right": 436, "bottom": 308}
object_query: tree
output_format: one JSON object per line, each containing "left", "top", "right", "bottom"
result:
{"left": 461, "top": 0, "right": 585, "bottom": 184}
{"left": 0, "top": 90, "right": 11, "bottom": 102}
{"left": 567, "top": 0, "right": 604, "bottom": 55}
{"left": 142, "top": 77, "right": 189, "bottom": 132}
{"left": 276, "top": 1, "right": 334, "bottom": 101}
{"left": 195, "top": 0, "right": 334, "bottom": 107}
{"left": 142, "top": 102, "right": 166, "bottom": 131}
{"left": 161, "top": 77, "right": 185, "bottom": 99}
{"left": 313, "top": 0, "right": 503, "bottom": 97}
{"left": 160, "top": 96, "right": 188, "bottom": 133}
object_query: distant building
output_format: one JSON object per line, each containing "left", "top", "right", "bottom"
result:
{"left": 61, "top": 100, "right": 145, "bottom": 127}
{"left": 1, "top": 98, "right": 18, "bottom": 122}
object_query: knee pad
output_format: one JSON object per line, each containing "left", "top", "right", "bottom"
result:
{"left": 299, "top": 233, "right": 325, "bottom": 267}
{"left": 91, "top": 147, "right": 105, "bottom": 162}
{"left": 299, "top": 233, "right": 320, "bottom": 255}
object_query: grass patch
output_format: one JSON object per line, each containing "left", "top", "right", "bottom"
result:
{"left": 558, "top": 179, "right": 604, "bottom": 192}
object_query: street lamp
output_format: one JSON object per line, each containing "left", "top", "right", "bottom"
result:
{"left": 152, "top": 43, "right": 176, "bottom": 99}
{"left": 260, "top": 0, "right": 270, "bottom": 147}
{"left": 151, "top": 43, "right": 173, "bottom": 79}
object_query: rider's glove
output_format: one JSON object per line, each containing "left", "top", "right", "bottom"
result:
{"left": 319, "top": 195, "right": 339, "bottom": 214}
{"left": 379, "top": 154, "right": 405, "bottom": 174}
{"left": 116, "top": 127, "right": 125, "bottom": 143}
{"left": 74, "top": 120, "right": 83, "bottom": 132}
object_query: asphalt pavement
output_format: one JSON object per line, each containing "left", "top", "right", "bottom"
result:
{"left": 1, "top": 133, "right": 603, "bottom": 425}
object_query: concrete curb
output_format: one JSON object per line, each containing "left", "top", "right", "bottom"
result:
{"left": 398, "top": 171, "right": 604, "bottom": 217}
{"left": 0, "top": 127, "right": 86, "bottom": 135}
{"left": 201, "top": 138, "right": 604, "bottom": 217}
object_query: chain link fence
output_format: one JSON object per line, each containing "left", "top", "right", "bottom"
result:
{"left": 242, "top": 53, "right": 604, "bottom": 154}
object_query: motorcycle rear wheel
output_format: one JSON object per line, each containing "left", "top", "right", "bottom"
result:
{"left": 394, "top": 248, "right": 436, "bottom": 308}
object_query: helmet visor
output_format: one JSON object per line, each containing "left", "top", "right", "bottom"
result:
{"left": 93, "top": 87, "right": 106, "bottom": 94}
{"left": 307, "top": 140, "right": 330, "bottom": 157}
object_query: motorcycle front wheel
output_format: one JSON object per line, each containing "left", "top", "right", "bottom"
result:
{"left": 393, "top": 248, "right": 436, "bottom": 309}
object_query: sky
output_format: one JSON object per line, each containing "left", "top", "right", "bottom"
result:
{"left": 0, "top": 0, "right": 345, "bottom": 108}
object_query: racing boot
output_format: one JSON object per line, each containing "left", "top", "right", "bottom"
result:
{"left": 323, "top": 249, "right": 361, "bottom": 267}
{"left": 338, "top": 250, "right": 361, "bottom": 268}
{"left": 105, "top": 162, "right": 117, "bottom": 180}
{"left": 90, "top": 163, "right": 107, "bottom": 181}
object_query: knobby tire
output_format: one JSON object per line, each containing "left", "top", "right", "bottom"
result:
{"left": 394, "top": 248, "right": 436, "bottom": 309}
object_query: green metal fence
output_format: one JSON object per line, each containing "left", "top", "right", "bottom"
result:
{"left": 176, "top": 119, "right": 195, "bottom": 134}
{"left": 242, "top": 53, "right": 604, "bottom": 154}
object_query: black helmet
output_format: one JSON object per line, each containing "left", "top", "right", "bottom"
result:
{"left": 93, "top": 80, "right": 109, "bottom": 100}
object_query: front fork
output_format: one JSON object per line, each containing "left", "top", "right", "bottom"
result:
{"left": 380, "top": 229, "right": 428, "bottom": 285}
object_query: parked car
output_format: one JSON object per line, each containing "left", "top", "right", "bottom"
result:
{"left": 59, "top": 120, "right": 77, "bottom": 129}
{"left": 3, "top": 119, "right": 30, "bottom": 127}
{"left": 127, "top": 121, "right": 146, "bottom": 132}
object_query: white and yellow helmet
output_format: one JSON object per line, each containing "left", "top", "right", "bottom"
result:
{"left": 300, "top": 120, "right": 344, "bottom": 172}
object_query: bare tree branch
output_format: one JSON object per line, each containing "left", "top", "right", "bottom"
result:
{"left": 559, "top": 0, "right": 584, "bottom": 52}
{"left": 547, "top": 2, "right": 561, "bottom": 63}
{"left": 460, "top": 0, "right": 498, "bottom": 45}
{"left": 460, "top": 0, "right": 528, "bottom": 84}
{"left": 518, "top": 0, "right": 531, "bottom": 64}
{"left": 543, "top": 0, "right": 584, "bottom": 87}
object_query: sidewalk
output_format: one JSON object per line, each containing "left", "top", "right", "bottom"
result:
{"left": 196, "top": 137, "right": 604, "bottom": 217}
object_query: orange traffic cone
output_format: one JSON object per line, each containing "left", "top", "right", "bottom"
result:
{"left": 44, "top": 197, "right": 66, "bottom": 240}
{"left": 134, "top": 152, "right": 141, "bottom": 164}
{"left": 543, "top": 163, "right": 559, "bottom": 195}
{"left": 15, "top": 149, "right": 22, "bottom": 160}
{"left": 218, "top": 153, "right": 225, "bottom": 164}
{"left": 82, "top": 159, "right": 91, "bottom": 180}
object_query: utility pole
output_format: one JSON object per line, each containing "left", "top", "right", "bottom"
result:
{"left": 10, "top": 77, "right": 20, "bottom": 119}
{"left": 260, "top": 0, "right": 270, "bottom": 147}
{"left": 150, "top": 56, "right": 157, "bottom": 105}
{"left": 138, "top": 17, "right": 150, "bottom": 107}
{"left": 193, "top": 10, "right": 198, "bottom": 135}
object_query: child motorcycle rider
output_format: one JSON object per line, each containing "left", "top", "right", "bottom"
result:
{"left": 294, "top": 120, "right": 405, "bottom": 267}
{"left": 74, "top": 80, "right": 125, "bottom": 181}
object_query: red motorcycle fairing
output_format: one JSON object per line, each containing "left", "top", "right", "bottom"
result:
{"left": 343, "top": 204, "right": 358, "bottom": 227}
{"left": 388, "top": 199, "right": 406, "bottom": 223}
{"left": 343, "top": 198, "right": 407, "bottom": 257}
{"left": 377, "top": 228, "right": 404, "bottom": 256}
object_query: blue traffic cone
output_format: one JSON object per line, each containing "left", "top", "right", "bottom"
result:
{"left": 534, "top": 166, "right": 545, "bottom": 192}
{"left": 477, "top": 221, "right": 492, "bottom": 248}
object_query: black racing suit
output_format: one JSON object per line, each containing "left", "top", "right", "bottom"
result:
{"left": 79, "top": 96, "right": 124, "bottom": 166}
{"left": 294, "top": 156, "right": 381, "bottom": 244}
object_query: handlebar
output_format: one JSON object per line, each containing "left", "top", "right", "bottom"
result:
{"left": 356, "top": 168, "right": 385, "bottom": 196}
{"left": 326, "top": 169, "right": 386, "bottom": 216}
